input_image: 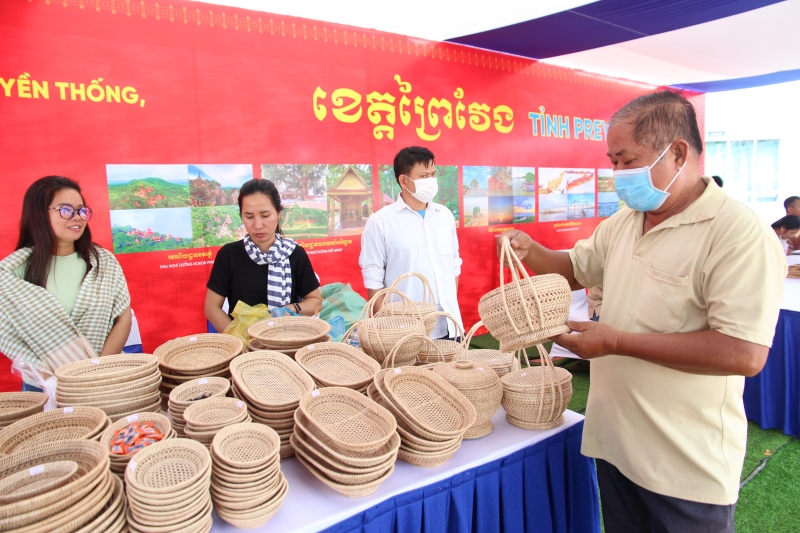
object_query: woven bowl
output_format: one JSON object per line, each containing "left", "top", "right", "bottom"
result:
{"left": 154, "top": 333, "right": 242, "bottom": 374}
{"left": 248, "top": 317, "right": 331, "bottom": 348}
{"left": 0, "top": 406, "right": 108, "bottom": 454}
{"left": 382, "top": 367, "right": 476, "bottom": 438}
{"left": 100, "top": 412, "right": 173, "bottom": 454}
{"left": 183, "top": 397, "right": 249, "bottom": 429}
{"left": 211, "top": 423, "right": 280, "bottom": 469}
{"left": 295, "top": 342, "right": 380, "bottom": 389}
{"left": 0, "top": 393, "right": 48, "bottom": 426}
{"left": 230, "top": 351, "right": 315, "bottom": 409}
{"left": 55, "top": 354, "right": 159, "bottom": 385}
{"left": 125, "top": 438, "right": 211, "bottom": 495}
{"left": 298, "top": 387, "right": 396, "bottom": 453}
{"left": 214, "top": 476, "right": 287, "bottom": 529}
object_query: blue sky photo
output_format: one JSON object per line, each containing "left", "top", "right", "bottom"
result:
{"left": 106, "top": 164, "right": 188, "bottom": 184}
{"left": 188, "top": 164, "right": 253, "bottom": 188}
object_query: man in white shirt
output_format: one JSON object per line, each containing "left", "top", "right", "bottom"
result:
{"left": 359, "top": 146, "right": 463, "bottom": 338}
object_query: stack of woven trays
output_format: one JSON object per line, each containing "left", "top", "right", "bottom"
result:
{"left": 295, "top": 342, "right": 380, "bottom": 394}
{"left": 100, "top": 412, "right": 176, "bottom": 480}
{"left": 125, "top": 438, "right": 213, "bottom": 533}
{"left": 230, "top": 351, "right": 315, "bottom": 458}
{"left": 55, "top": 354, "right": 162, "bottom": 421}
{"left": 0, "top": 440, "right": 125, "bottom": 532}
{"left": 247, "top": 316, "right": 332, "bottom": 357}
{"left": 292, "top": 387, "right": 399, "bottom": 497}
{"left": 168, "top": 377, "right": 231, "bottom": 437}
{"left": 155, "top": 333, "right": 243, "bottom": 405}
{"left": 210, "top": 423, "right": 288, "bottom": 528}
{"left": 0, "top": 392, "right": 48, "bottom": 429}
{"left": 183, "top": 397, "right": 252, "bottom": 448}
{"left": 0, "top": 406, "right": 110, "bottom": 454}
{"left": 368, "top": 367, "right": 476, "bottom": 468}
{"left": 246, "top": 335, "right": 333, "bottom": 358}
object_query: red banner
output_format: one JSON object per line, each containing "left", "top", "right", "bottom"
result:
{"left": 0, "top": 0, "right": 704, "bottom": 351}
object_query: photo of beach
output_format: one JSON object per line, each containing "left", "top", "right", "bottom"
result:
{"left": 513, "top": 196, "right": 536, "bottom": 224}
{"left": 539, "top": 193, "right": 568, "bottom": 222}
{"left": 598, "top": 169, "right": 622, "bottom": 217}
{"left": 568, "top": 193, "right": 596, "bottom": 220}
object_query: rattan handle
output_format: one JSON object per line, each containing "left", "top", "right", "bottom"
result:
{"left": 498, "top": 237, "right": 546, "bottom": 334}
{"left": 383, "top": 333, "right": 443, "bottom": 369}
{"left": 427, "top": 311, "right": 465, "bottom": 341}
{"left": 461, "top": 321, "right": 484, "bottom": 350}
{"left": 389, "top": 272, "right": 436, "bottom": 305}
{"left": 341, "top": 321, "right": 360, "bottom": 345}
{"left": 534, "top": 343, "right": 560, "bottom": 422}
{"left": 363, "top": 288, "right": 424, "bottom": 321}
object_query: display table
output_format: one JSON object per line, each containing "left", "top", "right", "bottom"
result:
{"left": 211, "top": 409, "right": 600, "bottom": 533}
{"left": 743, "top": 255, "right": 800, "bottom": 438}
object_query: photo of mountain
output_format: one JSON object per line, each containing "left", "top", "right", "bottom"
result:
{"left": 111, "top": 208, "right": 193, "bottom": 254}
{"left": 106, "top": 165, "right": 190, "bottom": 210}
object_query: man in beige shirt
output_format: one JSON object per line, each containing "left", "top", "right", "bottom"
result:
{"left": 501, "top": 91, "right": 786, "bottom": 532}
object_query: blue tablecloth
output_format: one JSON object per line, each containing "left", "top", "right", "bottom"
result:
{"left": 322, "top": 421, "right": 600, "bottom": 533}
{"left": 743, "top": 309, "right": 800, "bottom": 438}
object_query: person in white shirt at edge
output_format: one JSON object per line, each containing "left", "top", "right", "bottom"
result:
{"left": 359, "top": 146, "right": 463, "bottom": 339}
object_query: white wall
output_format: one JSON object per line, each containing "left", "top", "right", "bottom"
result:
{"left": 704, "top": 80, "right": 800, "bottom": 224}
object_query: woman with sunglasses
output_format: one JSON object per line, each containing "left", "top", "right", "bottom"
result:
{"left": 0, "top": 176, "right": 131, "bottom": 391}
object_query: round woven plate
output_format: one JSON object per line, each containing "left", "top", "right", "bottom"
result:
{"left": 295, "top": 342, "right": 380, "bottom": 389}
{"left": 124, "top": 438, "right": 211, "bottom": 494}
{"left": 55, "top": 354, "right": 159, "bottom": 385}
{"left": 0, "top": 406, "right": 108, "bottom": 455}
{"left": 0, "top": 460, "right": 78, "bottom": 504}
{"left": 0, "top": 392, "right": 48, "bottom": 424}
{"left": 230, "top": 351, "right": 315, "bottom": 409}
{"left": 248, "top": 317, "right": 331, "bottom": 348}
{"left": 298, "top": 387, "right": 396, "bottom": 453}
{"left": 211, "top": 423, "right": 280, "bottom": 469}
{"left": 154, "top": 334, "right": 242, "bottom": 373}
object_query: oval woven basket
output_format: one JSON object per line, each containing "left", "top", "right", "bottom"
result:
{"left": 377, "top": 272, "right": 439, "bottom": 335}
{"left": 381, "top": 366, "right": 476, "bottom": 438}
{"left": 346, "top": 288, "right": 426, "bottom": 366}
{"left": 100, "top": 412, "right": 173, "bottom": 453}
{"left": 500, "top": 345, "right": 573, "bottom": 430}
{"left": 297, "top": 387, "right": 396, "bottom": 453}
{"left": 478, "top": 237, "right": 572, "bottom": 352}
{"left": 55, "top": 354, "right": 159, "bottom": 385}
{"left": 183, "top": 397, "right": 249, "bottom": 429}
{"left": 290, "top": 434, "right": 393, "bottom": 485}
{"left": 248, "top": 317, "right": 331, "bottom": 348}
{"left": 125, "top": 438, "right": 211, "bottom": 494}
{"left": 154, "top": 333, "right": 242, "bottom": 374}
{"left": 0, "top": 393, "right": 48, "bottom": 426}
{"left": 294, "top": 451, "right": 394, "bottom": 498}
{"left": 169, "top": 377, "right": 230, "bottom": 408}
{"left": 295, "top": 342, "right": 380, "bottom": 389}
{"left": 397, "top": 438, "right": 462, "bottom": 468}
{"left": 0, "top": 406, "right": 108, "bottom": 455}
{"left": 211, "top": 423, "right": 280, "bottom": 469}
{"left": 0, "top": 460, "right": 78, "bottom": 504}
{"left": 432, "top": 360, "right": 503, "bottom": 439}
{"left": 230, "top": 351, "right": 315, "bottom": 409}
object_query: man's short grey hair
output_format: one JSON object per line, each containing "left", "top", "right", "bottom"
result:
{"left": 610, "top": 90, "right": 704, "bottom": 156}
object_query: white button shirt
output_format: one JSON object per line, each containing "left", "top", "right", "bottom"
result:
{"left": 359, "top": 196, "right": 463, "bottom": 338}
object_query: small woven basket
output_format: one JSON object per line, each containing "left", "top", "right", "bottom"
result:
{"left": 345, "top": 288, "right": 426, "bottom": 366}
{"left": 248, "top": 317, "right": 331, "bottom": 349}
{"left": 0, "top": 393, "right": 48, "bottom": 428}
{"left": 458, "top": 321, "right": 519, "bottom": 377}
{"left": 124, "top": 438, "right": 211, "bottom": 494}
{"left": 500, "top": 345, "right": 573, "bottom": 430}
{"left": 0, "top": 406, "right": 108, "bottom": 455}
{"left": 377, "top": 272, "right": 439, "bottom": 335}
{"left": 55, "top": 354, "right": 159, "bottom": 386}
{"left": 183, "top": 397, "right": 249, "bottom": 430}
{"left": 230, "top": 351, "right": 315, "bottom": 409}
{"left": 478, "top": 237, "right": 572, "bottom": 352}
{"left": 154, "top": 333, "right": 242, "bottom": 375}
{"left": 417, "top": 312, "right": 466, "bottom": 364}
{"left": 294, "top": 342, "right": 380, "bottom": 389}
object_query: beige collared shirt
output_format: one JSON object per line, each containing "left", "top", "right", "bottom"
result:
{"left": 569, "top": 177, "right": 786, "bottom": 505}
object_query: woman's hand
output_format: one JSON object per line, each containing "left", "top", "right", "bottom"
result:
{"left": 100, "top": 307, "right": 132, "bottom": 356}
{"left": 204, "top": 289, "right": 233, "bottom": 333}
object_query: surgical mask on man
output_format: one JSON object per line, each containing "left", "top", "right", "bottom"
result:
{"left": 404, "top": 177, "right": 438, "bottom": 204}
{"left": 613, "top": 143, "right": 687, "bottom": 212}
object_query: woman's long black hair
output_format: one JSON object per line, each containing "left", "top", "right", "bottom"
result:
{"left": 237, "top": 179, "right": 284, "bottom": 235}
{"left": 15, "top": 176, "right": 99, "bottom": 288}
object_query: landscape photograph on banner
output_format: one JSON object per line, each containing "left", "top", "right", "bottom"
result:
{"left": 378, "top": 165, "right": 459, "bottom": 226}
{"left": 538, "top": 168, "right": 596, "bottom": 222}
{"left": 262, "top": 164, "right": 372, "bottom": 238}
{"left": 463, "top": 196, "right": 488, "bottom": 227}
{"left": 107, "top": 164, "right": 190, "bottom": 210}
{"left": 463, "top": 166, "right": 512, "bottom": 197}
{"left": 110, "top": 208, "right": 193, "bottom": 254}
{"left": 598, "top": 169, "right": 622, "bottom": 218}
{"left": 188, "top": 164, "right": 253, "bottom": 248}
{"left": 463, "top": 166, "right": 516, "bottom": 227}
{"left": 512, "top": 167, "right": 537, "bottom": 224}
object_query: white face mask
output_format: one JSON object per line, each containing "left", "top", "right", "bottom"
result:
{"left": 404, "top": 177, "right": 438, "bottom": 204}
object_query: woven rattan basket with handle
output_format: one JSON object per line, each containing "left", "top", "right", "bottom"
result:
{"left": 343, "top": 288, "right": 426, "bottom": 367}
{"left": 417, "top": 312, "right": 466, "bottom": 364}
{"left": 501, "top": 344, "right": 573, "bottom": 430}
{"left": 458, "top": 321, "right": 520, "bottom": 377}
{"left": 294, "top": 342, "right": 380, "bottom": 389}
{"left": 478, "top": 237, "right": 572, "bottom": 352}
{"left": 377, "top": 272, "right": 439, "bottom": 334}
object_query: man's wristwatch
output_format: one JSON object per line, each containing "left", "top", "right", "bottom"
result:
{"left": 293, "top": 303, "right": 302, "bottom": 314}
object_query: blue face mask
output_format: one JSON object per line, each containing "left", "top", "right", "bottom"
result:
{"left": 613, "top": 143, "right": 687, "bottom": 212}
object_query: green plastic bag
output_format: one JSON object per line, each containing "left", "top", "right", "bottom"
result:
{"left": 319, "top": 283, "right": 367, "bottom": 342}
{"left": 223, "top": 300, "right": 271, "bottom": 344}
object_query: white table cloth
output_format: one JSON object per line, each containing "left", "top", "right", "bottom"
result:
{"left": 210, "top": 409, "right": 585, "bottom": 533}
